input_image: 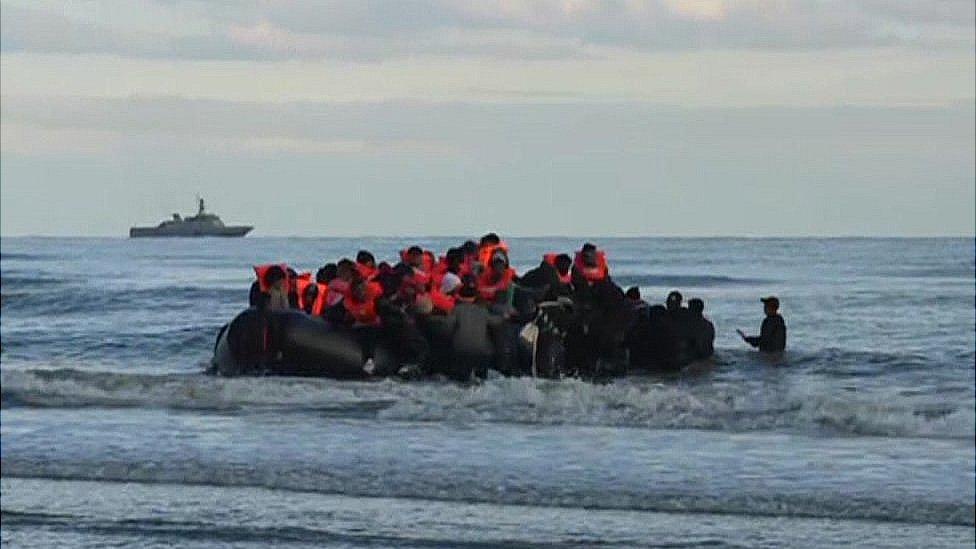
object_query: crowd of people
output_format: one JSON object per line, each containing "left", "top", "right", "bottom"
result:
{"left": 244, "top": 233, "right": 786, "bottom": 380}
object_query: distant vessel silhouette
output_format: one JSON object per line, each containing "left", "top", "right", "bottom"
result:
{"left": 129, "top": 197, "right": 253, "bottom": 238}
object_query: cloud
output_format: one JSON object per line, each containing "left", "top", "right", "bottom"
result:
{"left": 1, "top": 1, "right": 972, "bottom": 62}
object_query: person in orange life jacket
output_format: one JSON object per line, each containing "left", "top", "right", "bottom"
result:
{"left": 460, "top": 240, "right": 479, "bottom": 276}
{"left": 355, "top": 250, "right": 378, "bottom": 280}
{"left": 250, "top": 264, "right": 290, "bottom": 311}
{"left": 520, "top": 253, "right": 573, "bottom": 302}
{"left": 478, "top": 232, "right": 509, "bottom": 271}
{"left": 572, "top": 243, "right": 610, "bottom": 285}
{"left": 322, "top": 259, "right": 356, "bottom": 326}
{"left": 294, "top": 272, "right": 317, "bottom": 314}
{"left": 439, "top": 248, "right": 464, "bottom": 296}
{"left": 344, "top": 272, "right": 383, "bottom": 374}
{"left": 477, "top": 248, "right": 516, "bottom": 308}
{"left": 402, "top": 246, "right": 432, "bottom": 288}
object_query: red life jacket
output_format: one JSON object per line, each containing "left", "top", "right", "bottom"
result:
{"left": 429, "top": 287, "right": 456, "bottom": 314}
{"left": 543, "top": 254, "right": 572, "bottom": 285}
{"left": 400, "top": 249, "right": 432, "bottom": 288}
{"left": 311, "top": 283, "right": 329, "bottom": 316}
{"left": 459, "top": 255, "right": 476, "bottom": 277}
{"left": 478, "top": 267, "right": 516, "bottom": 302}
{"left": 573, "top": 251, "right": 609, "bottom": 284}
{"left": 478, "top": 242, "right": 509, "bottom": 269}
{"left": 431, "top": 255, "right": 449, "bottom": 288}
{"left": 356, "top": 262, "right": 378, "bottom": 280}
{"left": 254, "top": 263, "right": 290, "bottom": 293}
{"left": 344, "top": 282, "right": 382, "bottom": 326}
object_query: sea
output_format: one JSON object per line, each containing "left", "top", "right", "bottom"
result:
{"left": 1, "top": 237, "right": 973, "bottom": 548}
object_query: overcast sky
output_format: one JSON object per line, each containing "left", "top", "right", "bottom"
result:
{"left": 1, "top": 0, "right": 973, "bottom": 236}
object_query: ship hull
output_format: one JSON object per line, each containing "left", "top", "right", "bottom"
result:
{"left": 129, "top": 226, "right": 253, "bottom": 238}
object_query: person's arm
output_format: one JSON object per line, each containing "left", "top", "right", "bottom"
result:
{"left": 737, "top": 328, "right": 760, "bottom": 347}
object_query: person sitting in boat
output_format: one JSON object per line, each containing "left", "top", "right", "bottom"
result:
{"left": 459, "top": 240, "right": 479, "bottom": 276}
{"left": 443, "top": 282, "right": 504, "bottom": 381}
{"left": 321, "top": 259, "right": 356, "bottom": 326}
{"left": 355, "top": 250, "right": 378, "bottom": 280}
{"left": 572, "top": 243, "right": 610, "bottom": 286}
{"left": 625, "top": 286, "right": 650, "bottom": 318}
{"left": 520, "top": 253, "right": 573, "bottom": 303}
{"left": 343, "top": 272, "right": 383, "bottom": 374}
{"left": 477, "top": 247, "right": 516, "bottom": 312}
{"left": 250, "top": 264, "right": 291, "bottom": 311}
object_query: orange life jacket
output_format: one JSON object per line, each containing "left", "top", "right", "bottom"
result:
{"left": 573, "top": 250, "right": 609, "bottom": 284}
{"left": 400, "top": 249, "right": 432, "bottom": 288}
{"left": 344, "top": 282, "right": 382, "bottom": 326}
{"left": 543, "top": 253, "right": 572, "bottom": 285}
{"left": 356, "top": 262, "right": 378, "bottom": 281}
{"left": 478, "top": 242, "right": 510, "bottom": 269}
{"left": 429, "top": 287, "right": 456, "bottom": 314}
{"left": 478, "top": 267, "right": 516, "bottom": 302}
{"left": 311, "top": 283, "right": 329, "bottom": 316}
{"left": 254, "top": 263, "right": 290, "bottom": 293}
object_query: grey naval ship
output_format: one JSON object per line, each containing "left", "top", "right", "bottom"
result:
{"left": 129, "top": 198, "right": 252, "bottom": 238}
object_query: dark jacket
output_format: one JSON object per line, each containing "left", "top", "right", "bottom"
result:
{"left": 692, "top": 315, "right": 715, "bottom": 359}
{"left": 746, "top": 314, "right": 786, "bottom": 352}
{"left": 445, "top": 302, "right": 502, "bottom": 357}
{"left": 519, "top": 261, "right": 572, "bottom": 302}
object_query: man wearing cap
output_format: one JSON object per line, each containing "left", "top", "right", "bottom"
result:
{"left": 737, "top": 297, "right": 787, "bottom": 352}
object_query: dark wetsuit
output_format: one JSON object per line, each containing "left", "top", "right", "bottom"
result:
{"left": 692, "top": 314, "right": 715, "bottom": 359}
{"left": 444, "top": 302, "right": 502, "bottom": 381}
{"left": 745, "top": 314, "right": 786, "bottom": 352}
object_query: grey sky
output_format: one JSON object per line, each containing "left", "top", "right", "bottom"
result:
{"left": 1, "top": 0, "right": 973, "bottom": 236}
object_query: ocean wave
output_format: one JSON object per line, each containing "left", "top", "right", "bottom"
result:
{"left": 2, "top": 461, "right": 970, "bottom": 527}
{"left": 614, "top": 274, "right": 769, "bottom": 288}
{"left": 2, "top": 368, "right": 971, "bottom": 439}
{"left": 0, "top": 286, "right": 244, "bottom": 314}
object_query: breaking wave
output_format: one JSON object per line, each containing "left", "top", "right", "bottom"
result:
{"left": 2, "top": 368, "right": 971, "bottom": 439}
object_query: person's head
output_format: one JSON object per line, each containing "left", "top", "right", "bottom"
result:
{"left": 406, "top": 246, "right": 423, "bottom": 268}
{"left": 479, "top": 233, "right": 501, "bottom": 247}
{"left": 554, "top": 253, "right": 572, "bottom": 275}
{"left": 458, "top": 282, "right": 478, "bottom": 302}
{"left": 625, "top": 286, "right": 641, "bottom": 301}
{"left": 336, "top": 259, "right": 356, "bottom": 281}
{"left": 264, "top": 265, "right": 286, "bottom": 291}
{"left": 461, "top": 240, "right": 478, "bottom": 258}
{"left": 490, "top": 248, "right": 509, "bottom": 273}
{"left": 580, "top": 242, "right": 598, "bottom": 266}
{"left": 761, "top": 296, "right": 780, "bottom": 316}
{"left": 398, "top": 273, "right": 418, "bottom": 301}
{"left": 688, "top": 298, "right": 704, "bottom": 316}
{"left": 356, "top": 250, "right": 376, "bottom": 268}
{"left": 445, "top": 247, "right": 463, "bottom": 272}
{"left": 316, "top": 263, "right": 337, "bottom": 284}
{"left": 666, "top": 290, "right": 683, "bottom": 312}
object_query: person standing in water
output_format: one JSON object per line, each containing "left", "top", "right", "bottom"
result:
{"left": 738, "top": 296, "right": 787, "bottom": 352}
